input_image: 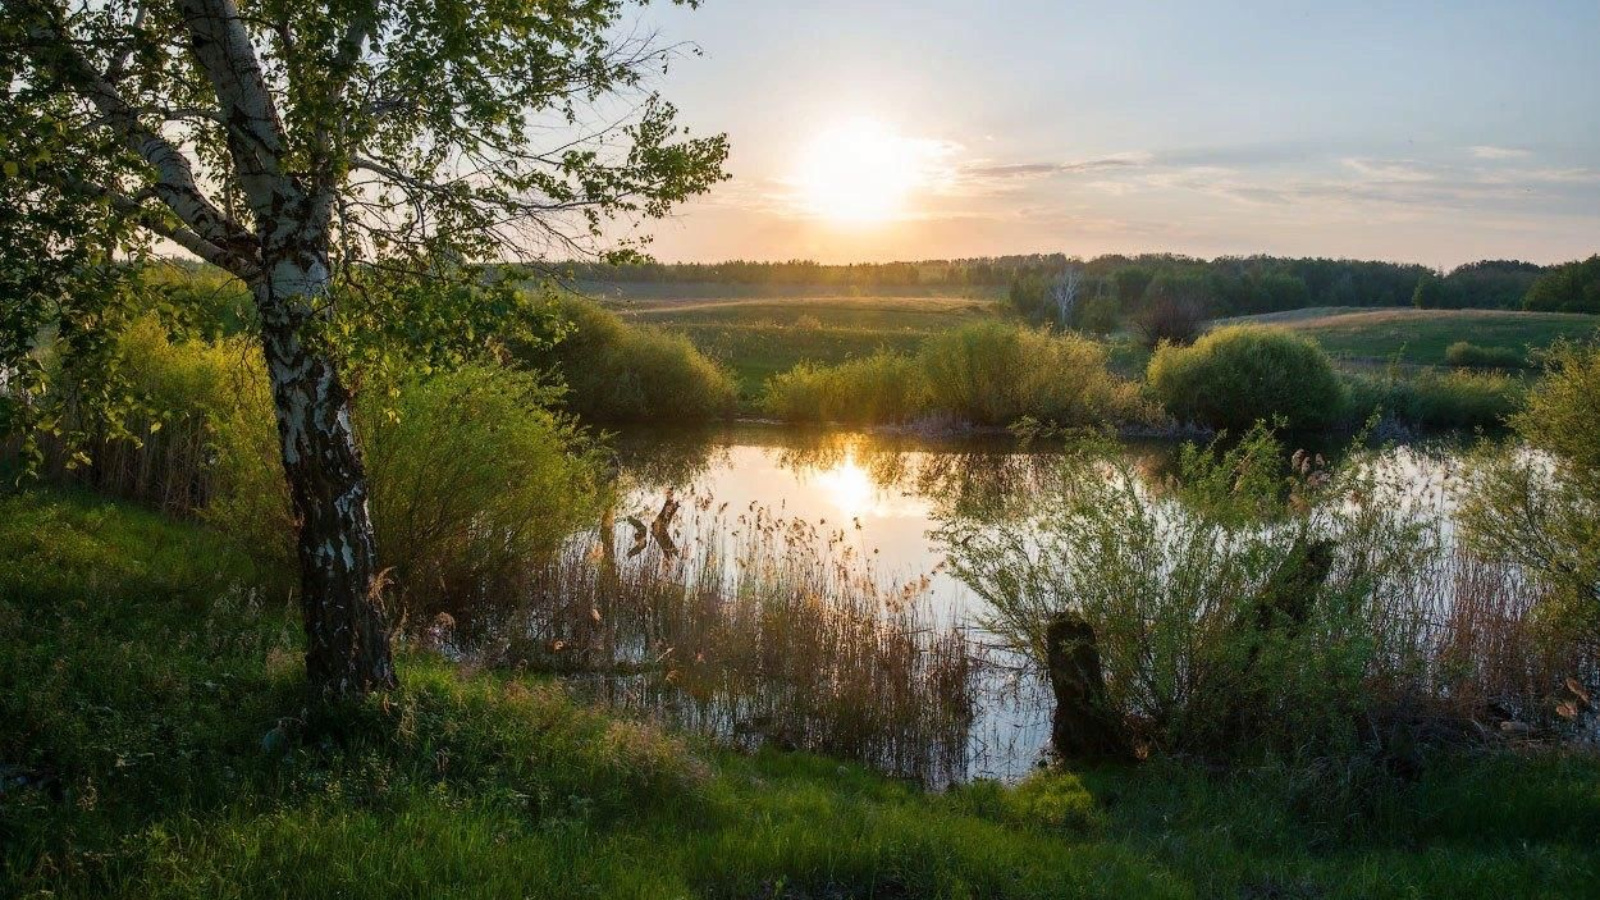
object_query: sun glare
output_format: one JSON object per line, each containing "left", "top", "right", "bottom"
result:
{"left": 814, "top": 455, "right": 877, "bottom": 519}
{"left": 791, "top": 118, "right": 944, "bottom": 225}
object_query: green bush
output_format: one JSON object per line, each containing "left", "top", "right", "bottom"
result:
{"left": 63, "top": 322, "right": 607, "bottom": 621}
{"left": 1147, "top": 325, "right": 1346, "bottom": 431}
{"left": 518, "top": 295, "right": 737, "bottom": 422}
{"left": 1445, "top": 341, "right": 1527, "bottom": 369}
{"left": 918, "top": 322, "right": 1140, "bottom": 426}
{"left": 939, "top": 427, "right": 1452, "bottom": 761}
{"left": 1461, "top": 341, "right": 1600, "bottom": 640}
{"left": 762, "top": 322, "right": 1146, "bottom": 428}
{"left": 761, "top": 351, "right": 925, "bottom": 424}
{"left": 1345, "top": 369, "right": 1524, "bottom": 431}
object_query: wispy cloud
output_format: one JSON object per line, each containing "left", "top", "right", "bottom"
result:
{"left": 1341, "top": 158, "right": 1438, "bottom": 182}
{"left": 1469, "top": 145, "right": 1532, "bottom": 160}
{"left": 961, "top": 152, "right": 1152, "bottom": 181}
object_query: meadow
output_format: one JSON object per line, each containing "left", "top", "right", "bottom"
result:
{"left": 595, "top": 286, "right": 1004, "bottom": 400}
{"left": 585, "top": 287, "right": 1598, "bottom": 414}
{"left": 1218, "top": 307, "right": 1600, "bottom": 368}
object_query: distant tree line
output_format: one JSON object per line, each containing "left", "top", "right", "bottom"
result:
{"left": 547, "top": 253, "right": 1600, "bottom": 322}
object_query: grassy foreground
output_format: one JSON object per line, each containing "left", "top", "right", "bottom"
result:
{"left": 3, "top": 489, "right": 1599, "bottom": 898}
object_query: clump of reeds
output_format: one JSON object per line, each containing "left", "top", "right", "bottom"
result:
{"left": 473, "top": 488, "right": 977, "bottom": 785}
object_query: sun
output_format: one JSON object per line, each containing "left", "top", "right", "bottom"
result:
{"left": 791, "top": 118, "right": 944, "bottom": 225}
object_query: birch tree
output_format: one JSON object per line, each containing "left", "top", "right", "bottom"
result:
{"left": 0, "top": 0, "right": 727, "bottom": 698}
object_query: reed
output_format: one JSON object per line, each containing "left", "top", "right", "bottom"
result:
{"left": 463, "top": 491, "right": 977, "bottom": 784}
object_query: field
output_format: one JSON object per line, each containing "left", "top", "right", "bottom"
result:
{"left": 562, "top": 286, "right": 1600, "bottom": 412}
{"left": 591, "top": 284, "right": 1005, "bottom": 399}
{"left": 1219, "top": 307, "right": 1600, "bottom": 367}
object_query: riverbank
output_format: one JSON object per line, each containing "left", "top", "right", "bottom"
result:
{"left": 4, "top": 487, "right": 1598, "bottom": 899}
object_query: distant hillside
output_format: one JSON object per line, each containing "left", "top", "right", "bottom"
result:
{"left": 1219, "top": 307, "right": 1600, "bottom": 367}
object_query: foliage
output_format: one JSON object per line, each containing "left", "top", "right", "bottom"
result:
{"left": 1460, "top": 341, "right": 1600, "bottom": 640}
{"left": 1441, "top": 260, "right": 1546, "bottom": 310}
{"left": 360, "top": 368, "right": 609, "bottom": 617}
{"left": 1076, "top": 292, "right": 1121, "bottom": 336}
{"left": 47, "top": 320, "right": 607, "bottom": 621}
{"left": 761, "top": 322, "right": 1147, "bottom": 427}
{"left": 1, "top": 0, "right": 732, "bottom": 453}
{"left": 940, "top": 425, "right": 1523, "bottom": 761}
{"left": 1524, "top": 256, "right": 1600, "bottom": 314}
{"left": 1344, "top": 368, "right": 1524, "bottom": 431}
{"left": 1445, "top": 341, "right": 1528, "bottom": 369}
{"left": 512, "top": 294, "right": 738, "bottom": 422}
{"left": 1147, "top": 325, "right": 1347, "bottom": 430}
{"left": 1131, "top": 295, "right": 1206, "bottom": 348}
{"left": 5, "top": 488, "right": 1599, "bottom": 899}
{"left": 760, "top": 351, "right": 926, "bottom": 424}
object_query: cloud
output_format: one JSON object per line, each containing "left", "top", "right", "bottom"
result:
{"left": 961, "top": 152, "right": 1151, "bottom": 180}
{"left": 1341, "top": 158, "right": 1438, "bottom": 182}
{"left": 1469, "top": 145, "right": 1532, "bottom": 160}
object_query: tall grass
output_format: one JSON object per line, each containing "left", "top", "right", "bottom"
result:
{"left": 761, "top": 322, "right": 1147, "bottom": 428}
{"left": 472, "top": 495, "right": 976, "bottom": 784}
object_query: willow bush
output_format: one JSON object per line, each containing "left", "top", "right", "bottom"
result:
{"left": 514, "top": 295, "right": 738, "bottom": 423}
{"left": 938, "top": 425, "right": 1564, "bottom": 761}
{"left": 1147, "top": 325, "right": 1346, "bottom": 431}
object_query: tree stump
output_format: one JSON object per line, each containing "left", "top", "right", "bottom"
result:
{"left": 1046, "top": 612, "right": 1136, "bottom": 764}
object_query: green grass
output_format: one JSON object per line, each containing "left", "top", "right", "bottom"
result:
{"left": 4, "top": 487, "right": 1599, "bottom": 898}
{"left": 1220, "top": 307, "right": 1600, "bottom": 367}
{"left": 598, "top": 292, "right": 1004, "bottom": 402}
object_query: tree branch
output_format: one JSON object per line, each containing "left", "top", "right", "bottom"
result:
{"left": 7, "top": 0, "right": 257, "bottom": 269}
{"left": 176, "top": 0, "right": 296, "bottom": 221}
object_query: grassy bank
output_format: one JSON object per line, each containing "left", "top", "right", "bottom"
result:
{"left": 4, "top": 488, "right": 1599, "bottom": 898}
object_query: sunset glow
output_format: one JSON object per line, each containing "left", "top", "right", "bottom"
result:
{"left": 789, "top": 119, "right": 947, "bottom": 226}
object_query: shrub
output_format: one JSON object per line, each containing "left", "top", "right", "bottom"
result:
{"left": 1147, "top": 325, "right": 1346, "bottom": 431}
{"left": 1345, "top": 369, "right": 1524, "bottom": 431}
{"left": 916, "top": 323, "right": 1143, "bottom": 427}
{"left": 1461, "top": 341, "right": 1600, "bottom": 642}
{"left": 55, "top": 321, "right": 608, "bottom": 622}
{"left": 760, "top": 351, "right": 925, "bottom": 424}
{"left": 939, "top": 426, "right": 1530, "bottom": 761}
{"left": 209, "top": 365, "right": 609, "bottom": 618}
{"left": 1131, "top": 295, "right": 1205, "bottom": 348}
{"left": 359, "top": 367, "right": 608, "bottom": 616}
{"left": 1445, "top": 341, "right": 1527, "bottom": 369}
{"left": 760, "top": 323, "right": 1146, "bottom": 428}
{"left": 517, "top": 295, "right": 737, "bottom": 422}
{"left": 45, "top": 316, "right": 273, "bottom": 516}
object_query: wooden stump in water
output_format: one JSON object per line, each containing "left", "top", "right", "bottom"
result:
{"left": 1046, "top": 612, "right": 1136, "bottom": 764}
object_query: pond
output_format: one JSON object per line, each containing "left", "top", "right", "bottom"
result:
{"left": 518, "top": 424, "right": 1475, "bottom": 785}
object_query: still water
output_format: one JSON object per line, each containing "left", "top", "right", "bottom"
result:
{"left": 584, "top": 423, "right": 1467, "bottom": 783}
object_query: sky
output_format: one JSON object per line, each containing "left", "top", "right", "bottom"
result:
{"left": 617, "top": 0, "right": 1600, "bottom": 268}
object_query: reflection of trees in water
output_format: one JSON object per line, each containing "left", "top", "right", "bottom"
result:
{"left": 766, "top": 430, "right": 1182, "bottom": 524}
{"left": 609, "top": 428, "right": 731, "bottom": 490}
